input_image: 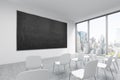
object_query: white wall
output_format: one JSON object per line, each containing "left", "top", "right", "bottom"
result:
{"left": 0, "top": 1, "right": 75, "bottom": 65}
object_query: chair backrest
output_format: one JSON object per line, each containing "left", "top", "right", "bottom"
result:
{"left": 77, "top": 53, "right": 84, "bottom": 60}
{"left": 84, "top": 60, "right": 98, "bottom": 79}
{"left": 89, "top": 54, "right": 97, "bottom": 61}
{"left": 106, "top": 56, "right": 113, "bottom": 68}
{"left": 113, "top": 51, "right": 118, "bottom": 58}
{"left": 90, "top": 49, "right": 95, "bottom": 54}
{"left": 96, "top": 48, "right": 102, "bottom": 56}
{"left": 16, "top": 69, "right": 50, "bottom": 80}
{"left": 26, "top": 56, "right": 42, "bottom": 70}
{"left": 59, "top": 54, "right": 71, "bottom": 65}
{"left": 83, "top": 45, "right": 89, "bottom": 54}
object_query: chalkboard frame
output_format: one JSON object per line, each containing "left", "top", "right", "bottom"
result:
{"left": 17, "top": 10, "right": 67, "bottom": 50}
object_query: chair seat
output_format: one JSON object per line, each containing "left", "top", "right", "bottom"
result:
{"left": 72, "top": 58, "right": 78, "bottom": 62}
{"left": 104, "top": 58, "right": 108, "bottom": 61}
{"left": 104, "top": 58, "right": 115, "bottom": 62}
{"left": 112, "top": 59, "right": 115, "bottom": 62}
{"left": 84, "top": 55, "right": 90, "bottom": 58}
{"left": 97, "top": 63, "right": 106, "bottom": 69}
{"left": 55, "top": 61, "right": 69, "bottom": 65}
{"left": 55, "top": 61, "right": 60, "bottom": 65}
{"left": 72, "top": 69, "right": 84, "bottom": 79}
{"left": 84, "top": 55, "right": 90, "bottom": 61}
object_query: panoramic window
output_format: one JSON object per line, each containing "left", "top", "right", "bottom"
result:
{"left": 89, "top": 17, "right": 106, "bottom": 55}
{"left": 108, "top": 12, "right": 120, "bottom": 56}
{"left": 76, "top": 11, "right": 120, "bottom": 58}
{"left": 76, "top": 21, "right": 88, "bottom": 53}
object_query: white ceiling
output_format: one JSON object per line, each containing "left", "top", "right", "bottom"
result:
{"left": 6, "top": 0, "right": 120, "bottom": 22}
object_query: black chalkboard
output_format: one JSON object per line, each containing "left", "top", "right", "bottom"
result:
{"left": 17, "top": 11, "right": 67, "bottom": 50}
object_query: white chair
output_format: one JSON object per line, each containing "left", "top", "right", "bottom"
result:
{"left": 16, "top": 69, "right": 50, "bottom": 80}
{"left": 96, "top": 47, "right": 102, "bottom": 56}
{"left": 26, "top": 56, "right": 43, "bottom": 70}
{"left": 105, "top": 51, "right": 119, "bottom": 72}
{"left": 97, "top": 56, "right": 114, "bottom": 80}
{"left": 89, "top": 53, "right": 97, "bottom": 61}
{"left": 69, "top": 60, "right": 98, "bottom": 80}
{"left": 83, "top": 45, "right": 90, "bottom": 54}
{"left": 53, "top": 54, "right": 71, "bottom": 72}
{"left": 112, "top": 51, "right": 119, "bottom": 70}
{"left": 71, "top": 53, "right": 84, "bottom": 68}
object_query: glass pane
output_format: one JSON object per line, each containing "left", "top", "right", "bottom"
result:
{"left": 89, "top": 16, "right": 106, "bottom": 55}
{"left": 108, "top": 12, "right": 120, "bottom": 56}
{"left": 76, "top": 21, "right": 88, "bottom": 53}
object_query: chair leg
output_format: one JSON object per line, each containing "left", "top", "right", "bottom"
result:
{"left": 96, "top": 68, "right": 99, "bottom": 77}
{"left": 115, "top": 61, "right": 119, "bottom": 70}
{"left": 104, "top": 69, "right": 107, "bottom": 80}
{"left": 63, "top": 65, "right": 65, "bottom": 71}
{"left": 75, "top": 61, "right": 78, "bottom": 68}
{"left": 41, "top": 64, "right": 44, "bottom": 69}
{"left": 113, "top": 62, "right": 117, "bottom": 73}
{"left": 109, "top": 68, "right": 114, "bottom": 80}
{"left": 53, "top": 63, "right": 55, "bottom": 72}
{"left": 94, "top": 75, "right": 96, "bottom": 80}
{"left": 69, "top": 63, "right": 71, "bottom": 71}
{"left": 69, "top": 73, "right": 71, "bottom": 80}
{"left": 83, "top": 61, "right": 85, "bottom": 66}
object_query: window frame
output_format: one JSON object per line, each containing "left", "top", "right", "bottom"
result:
{"left": 75, "top": 10, "right": 120, "bottom": 53}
